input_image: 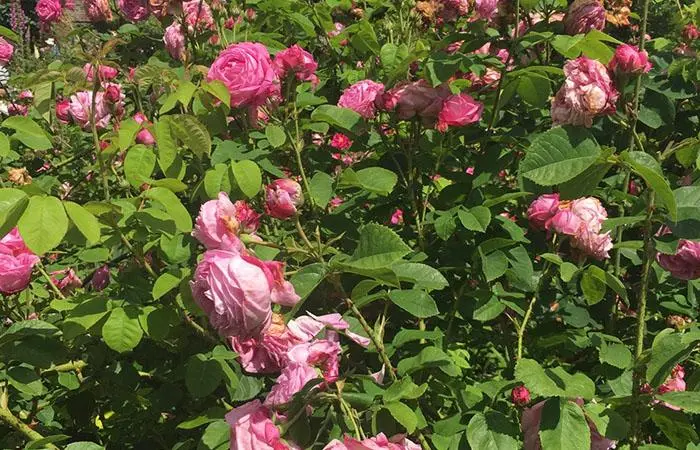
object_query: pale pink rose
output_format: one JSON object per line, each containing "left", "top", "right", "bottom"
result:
{"left": 118, "top": 0, "right": 149, "bottom": 21}
{"left": 551, "top": 57, "right": 618, "bottom": 127}
{"left": 390, "top": 209, "right": 404, "bottom": 225}
{"left": 193, "top": 192, "right": 261, "bottom": 249}
{"left": 380, "top": 80, "right": 449, "bottom": 123}
{"left": 569, "top": 197, "right": 607, "bottom": 233}
{"left": 0, "top": 229, "right": 40, "bottom": 295}
{"left": 68, "top": 91, "right": 112, "bottom": 130}
{"left": 474, "top": 0, "right": 498, "bottom": 20}
{"left": 163, "top": 22, "right": 186, "bottom": 61}
{"left": 290, "top": 313, "right": 370, "bottom": 347}
{"left": 564, "top": 0, "right": 606, "bottom": 35}
{"left": 207, "top": 42, "right": 279, "bottom": 108}
{"left": 609, "top": 44, "right": 652, "bottom": 75}
{"left": 264, "top": 362, "right": 318, "bottom": 406}
{"left": 84, "top": 63, "right": 118, "bottom": 82}
{"left": 527, "top": 193, "right": 560, "bottom": 230}
{"left": 0, "top": 38, "right": 14, "bottom": 66}
{"left": 522, "top": 400, "right": 616, "bottom": 450}
{"left": 35, "top": 0, "right": 62, "bottom": 23}
{"left": 84, "top": 0, "right": 113, "bottom": 22}
{"left": 133, "top": 112, "right": 155, "bottom": 145}
{"left": 571, "top": 228, "right": 613, "bottom": 260}
{"left": 323, "top": 433, "right": 421, "bottom": 450}
{"left": 265, "top": 179, "right": 303, "bottom": 219}
{"left": 273, "top": 45, "right": 319, "bottom": 86}
{"left": 338, "top": 80, "right": 385, "bottom": 119}
{"left": 56, "top": 99, "right": 71, "bottom": 123}
{"left": 182, "top": 0, "right": 215, "bottom": 32}
{"left": 226, "top": 400, "right": 298, "bottom": 450}
{"left": 436, "top": 93, "right": 483, "bottom": 132}
{"left": 230, "top": 313, "right": 305, "bottom": 373}
{"left": 50, "top": 268, "right": 82, "bottom": 294}
{"left": 657, "top": 240, "right": 700, "bottom": 280}
{"left": 547, "top": 210, "right": 583, "bottom": 235}
{"left": 190, "top": 247, "right": 299, "bottom": 338}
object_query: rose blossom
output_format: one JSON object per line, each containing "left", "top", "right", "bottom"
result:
{"left": 390, "top": 209, "right": 404, "bottom": 225}
{"left": 330, "top": 133, "right": 353, "bottom": 150}
{"left": 551, "top": 56, "right": 618, "bottom": 127}
{"left": 436, "top": 93, "right": 483, "bottom": 132}
{"left": 323, "top": 433, "right": 421, "bottom": 450}
{"left": 84, "top": 63, "right": 118, "bottom": 82}
{"left": 92, "top": 265, "right": 110, "bottom": 291}
{"left": 527, "top": 193, "right": 560, "bottom": 230}
{"left": 474, "top": 0, "right": 498, "bottom": 20}
{"left": 564, "top": 0, "right": 606, "bottom": 35}
{"left": 682, "top": 24, "right": 699, "bottom": 42}
{"left": 609, "top": 44, "right": 652, "bottom": 75}
{"left": 511, "top": 385, "right": 531, "bottom": 406}
{"left": 0, "top": 228, "right": 40, "bottom": 295}
{"left": 68, "top": 91, "right": 112, "bottom": 130}
{"left": 571, "top": 228, "right": 613, "bottom": 260}
{"left": 263, "top": 362, "right": 318, "bottom": 407}
{"left": 133, "top": 112, "right": 155, "bottom": 145}
{"left": 35, "top": 0, "right": 62, "bottom": 24}
{"left": 193, "top": 192, "right": 261, "bottom": 249}
{"left": 207, "top": 42, "right": 279, "bottom": 108}
{"left": 56, "top": 99, "right": 71, "bottom": 123}
{"left": 338, "top": 79, "right": 385, "bottom": 119}
{"left": 657, "top": 240, "right": 700, "bottom": 280}
{"left": 50, "top": 268, "right": 82, "bottom": 294}
{"left": 84, "top": 0, "right": 113, "bottom": 21}
{"left": 226, "top": 400, "right": 298, "bottom": 450}
{"left": 273, "top": 45, "right": 318, "bottom": 86}
{"left": 182, "top": 0, "right": 215, "bottom": 32}
{"left": 0, "top": 38, "right": 14, "bottom": 66}
{"left": 569, "top": 197, "right": 607, "bottom": 233}
{"left": 265, "top": 179, "right": 303, "bottom": 219}
{"left": 191, "top": 246, "right": 300, "bottom": 339}
{"left": 163, "top": 22, "right": 186, "bottom": 60}
{"left": 380, "top": 80, "right": 448, "bottom": 123}
{"left": 547, "top": 209, "right": 584, "bottom": 235}
{"left": 118, "top": 0, "right": 150, "bottom": 21}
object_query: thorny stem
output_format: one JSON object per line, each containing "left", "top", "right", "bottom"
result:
{"left": 626, "top": 0, "right": 652, "bottom": 153}
{"left": 0, "top": 406, "right": 56, "bottom": 448}
{"left": 292, "top": 101, "right": 314, "bottom": 208}
{"left": 295, "top": 216, "right": 321, "bottom": 262}
{"left": 41, "top": 360, "right": 87, "bottom": 374}
{"left": 91, "top": 69, "right": 111, "bottom": 201}
{"left": 36, "top": 261, "right": 66, "bottom": 300}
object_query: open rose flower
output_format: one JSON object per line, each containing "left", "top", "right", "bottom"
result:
{"left": 36, "top": 0, "right": 63, "bottom": 23}
{"left": 609, "top": 44, "right": 652, "bottom": 75}
{"left": 84, "top": 0, "right": 113, "bottom": 21}
{"left": 380, "top": 80, "right": 449, "bottom": 123}
{"left": 265, "top": 179, "right": 303, "bottom": 219}
{"left": 0, "top": 38, "right": 14, "bottom": 66}
{"left": 657, "top": 240, "right": 700, "bottom": 280}
{"left": 338, "top": 79, "right": 385, "bottom": 118}
{"left": 56, "top": 99, "right": 71, "bottom": 123}
{"left": 226, "top": 400, "right": 299, "bottom": 450}
{"left": 571, "top": 228, "right": 613, "bottom": 260}
{"left": 207, "top": 42, "right": 279, "bottom": 108}
{"left": 436, "top": 93, "right": 483, "bottom": 131}
{"left": 474, "top": 0, "right": 498, "bottom": 20}
{"left": 193, "top": 192, "right": 261, "bottom": 249}
{"left": 323, "top": 433, "right": 421, "bottom": 450}
{"left": 68, "top": 91, "right": 112, "bottom": 130}
{"left": 273, "top": 45, "right": 318, "bottom": 86}
{"left": 527, "top": 193, "right": 560, "bottom": 230}
{"left": 163, "top": 22, "right": 186, "bottom": 60}
{"left": 118, "top": 0, "right": 150, "bottom": 21}
{"left": 182, "top": 0, "right": 215, "bottom": 32}
{"left": 0, "top": 229, "right": 40, "bottom": 295}
{"left": 564, "top": 0, "right": 606, "bottom": 35}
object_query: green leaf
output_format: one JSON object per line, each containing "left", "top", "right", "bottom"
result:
{"left": 64, "top": 443, "right": 105, "bottom": 450}
{"left": 647, "top": 330, "right": 700, "bottom": 387}
{"left": 622, "top": 151, "right": 677, "bottom": 221}
{"left": 170, "top": 114, "right": 212, "bottom": 158}
{"left": 650, "top": 407, "right": 698, "bottom": 448}
{"left": 186, "top": 354, "right": 223, "bottom": 398}
{"left": 670, "top": 187, "right": 700, "bottom": 240}
{"left": 559, "top": 163, "right": 613, "bottom": 199}
{"left": 231, "top": 160, "right": 262, "bottom": 198}
{"left": 2, "top": 116, "right": 52, "bottom": 150}
{"left": 198, "top": 420, "right": 230, "bottom": 450}
{"left": 560, "top": 262, "right": 578, "bottom": 282}
{"left": 520, "top": 126, "right": 601, "bottom": 186}
{"left": 458, "top": 206, "right": 491, "bottom": 232}
{"left": 515, "top": 359, "right": 595, "bottom": 399}
{"left": 63, "top": 202, "right": 101, "bottom": 244}
{"left": 8, "top": 366, "right": 44, "bottom": 396}
{"left": 0, "top": 188, "right": 29, "bottom": 238}
{"left": 350, "top": 20, "right": 380, "bottom": 55}
{"left": 311, "top": 105, "right": 363, "bottom": 132}
{"left": 152, "top": 269, "right": 188, "bottom": 300}
{"left": 539, "top": 398, "right": 591, "bottom": 450}
{"left": 434, "top": 214, "right": 456, "bottom": 240}
{"left": 517, "top": 72, "right": 551, "bottom": 107}
{"left": 466, "top": 411, "right": 519, "bottom": 450}
{"left": 345, "top": 223, "right": 411, "bottom": 270}
{"left": 309, "top": 172, "right": 334, "bottom": 207}
{"left": 656, "top": 391, "right": 700, "bottom": 413}
{"left": 389, "top": 289, "right": 439, "bottom": 318}
{"left": 392, "top": 262, "right": 448, "bottom": 292}
{"left": 480, "top": 249, "right": 508, "bottom": 282}
{"left": 584, "top": 404, "right": 629, "bottom": 441}
{"left": 102, "top": 307, "right": 143, "bottom": 353}
{"left": 340, "top": 167, "right": 398, "bottom": 196}
{"left": 599, "top": 342, "right": 632, "bottom": 369}
{"left": 0, "top": 132, "right": 11, "bottom": 157}
{"left": 290, "top": 263, "right": 327, "bottom": 301}
{"left": 154, "top": 118, "right": 179, "bottom": 175}
{"left": 118, "top": 118, "right": 140, "bottom": 151}
{"left": 580, "top": 266, "right": 606, "bottom": 305}
{"left": 396, "top": 346, "right": 459, "bottom": 377}
{"left": 204, "top": 164, "right": 234, "bottom": 199}
{"left": 201, "top": 80, "right": 231, "bottom": 108}
{"left": 17, "top": 196, "right": 68, "bottom": 255}
{"left": 145, "top": 187, "right": 193, "bottom": 233}
{"left": 124, "top": 145, "right": 156, "bottom": 189}
{"left": 384, "top": 402, "right": 417, "bottom": 433}
{"left": 383, "top": 377, "right": 427, "bottom": 402}
{"left": 264, "top": 124, "right": 287, "bottom": 148}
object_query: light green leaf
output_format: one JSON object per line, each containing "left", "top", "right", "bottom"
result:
{"left": 340, "top": 167, "right": 398, "bottom": 196}
{"left": 170, "top": 114, "right": 211, "bottom": 158}
{"left": 201, "top": 80, "right": 231, "bottom": 108}
{"left": 480, "top": 249, "right": 508, "bottom": 282}
{"left": 599, "top": 342, "right": 632, "bottom": 369}
{"left": 309, "top": 171, "right": 334, "bottom": 207}
{"left": 389, "top": 289, "right": 439, "bottom": 318}
{"left": 384, "top": 402, "right": 417, "bottom": 433}
{"left": 8, "top": 366, "right": 44, "bottom": 396}
{"left": 670, "top": 186, "right": 700, "bottom": 239}
{"left": 0, "top": 132, "right": 11, "bottom": 157}
{"left": 264, "top": 124, "right": 287, "bottom": 148}
{"left": 580, "top": 266, "right": 606, "bottom": 305}
{"left": 345, "top": 223, "right": 411, "bottom": 270}
{"left": 102, "top": 307, "right": 143, "bottom": 353}
{"left": 311, "top": 105, "right": 363, "bottom": 132}
{"left": 392, "top": 262, "right": 448, "bottom": 292}
{"left": 63, "top": 201, "right": 101, "bottom": 244}
{"left": 539, "top": 398, "right": 591, "bottom": 450}
{"left": 17, "top": 196, "right": 68, "bottom": 255}
{"left": 622, "top": 151, "right": 677, "bottom": 221}
{"left": 124, "top": 144, "right": 156, "bottom": 189}
{"left": 458, "top": 206, "right": 491, "bottom": 233}
{"left": 204, "top": 164, "right": 234, "bottom": 199}
{"left": 466, "top": 412, "right": 519, "bottom": 450}
{"left": 231, "top": 160, "right": 262, "bottom": 198}
{"left": 0, "top": 188, "right": 29, "bottom": 238}
{"left": 118, "top": 118, "right": 140, "bottom": 151}
{"left": 2, "top": 116, "right": 52, "bottom": 150}
{"left": 145, "top": 187, "right": 193, "bottom": 233}
{"left": 656, "top": 391, "right": 700, "bottom": 413}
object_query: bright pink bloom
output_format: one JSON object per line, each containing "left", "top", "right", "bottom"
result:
{"left": 0, "top": 38, "right": 14, "bottom": 66}
{"left": 657, "top": 240, "right": 700, "bottom": 280}
{"left": 551, "top": 57, "right": 619, "bottom": 127}
{"left": 35, "top": 0, "right": 62, "bottom": 23}
{"left": 265, "top": 179, "right": 303, "bottom": 219}
{"left": 547, "top": 210, "right": 583, "bottom": 235}
{"left": 273, "top": 45, "right": 318, "bottom": 86}
{"left": 207, "top": 42, "right": 279, "bottom": 108}
{"left": 390, "top": 209, "right": 404, "bottom": 225}
{"left": 193, "top": 192, "right": 261, "bottom": 249}
{"left": 338, "top": 80, "right": 385, "bottom": 119}
{"left": 226, "top": 400, "right": 298, "bottom": 450}
{"left": 84, "top": 0, "right": 113, "bottom": 22}
{"left": 511, "top": 385, "right": 531, "bottom": 406}
{"left": 330, "top": 196, "right": 344, "bottom": 209}
{"left": 118, "top": 0, "right": 149, "bottom": 21}
{"left": 527, "top": 193, "right": 560, "bottom": 230}
{"left": 0, "top": 229, "right": 40, "bottom": 295}
{"left": 564, "top": 0, "right": 606, "bottom": 35}
{"left": 323, "top": 433, "right": 421, "bottom": 450}
{"left": 50, "top": 268, "right": 82, "bottom": 294}
{"left": 84, "top": 63, "right": 118, "bottom": 82}
{"left": 133, "top": 112, "right": 155, "bottom": 145}
{"left": 56, "top": 99, "right": 71, "bottom": 124}
{"left": 68, "top": 91, "right": 112, "bottom": 130}
{"left": 182, "top": 0, "right": 215, "bottom": 32}
{"left": 657, "top": 365, "right": 686, "bottom": 410}
{"left": 380, "top": 80, "right": 448, "bottom": 123}
{"left": 609, "top": 44, "right": 652, "bottom": 75}
{"left": 163, "top": 22, "right": 186, "bottom": 61}
{"left": 465, "top": 167, "right": 475, "bottom": 175}
{"left": 264, "top": 362, "right": 318, "bottom": 406}
{"left": 330, "top": 133, "right": 353, "bottom": 150}
{"left": 436, "top": 93, "right": 483, "bottom": 132}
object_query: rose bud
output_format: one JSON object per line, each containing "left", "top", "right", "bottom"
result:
{"left": 92, "top": 265, "right": 110, "bottom": 291}
{"left": 104, "top": 84, "right": 122, "bottom": 103}
{"left": 56, "top": 99, "right": 71, "bottom": 123}
{"left": 609, "top": 44, "right": 652, "bottom": 75}
{"left": 527, "top": 193, "right": 560, "bottom": 230}
{"left": 265, "top": 179, "right": 303, "bottom": 219}
{"left": 511, "top": 385, "right": 531, "bottom": 406}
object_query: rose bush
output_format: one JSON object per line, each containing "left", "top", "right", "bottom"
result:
{"left": 0, "top": 0, "right": 699, "bottom": 449}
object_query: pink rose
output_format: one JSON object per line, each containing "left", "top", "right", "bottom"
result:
{"left": 190, "top": 247, "right": 299, "bottom": 338}
{"left": 193, "top": 192, "right": 261, "bottom": 249}
{"left": 330, "top": 133, "right": 353, "bottom": 150}
{"left": 609, "top": 44, "right": 652, "bottom": 75}
{"left": 84, "top": 0, "right": 113, "bottom": 22}
{"left": 287, "top": 339, "right": 341, "bottom": 381}
{"left": 390, "top": 209, "right": 404, "bottom": 225}
{"left": 569, "top": 197, "right": 607, "bottom": 233}
{"left": 103, "top": 84, "right": 122, "bottom": 104}
{"left": 436, "top": 93, "right": 483, "bottom": 132}
{"left": 118, "top": 0, "right": 150, "bottom": 21}
{"left": 50, "top": 268, "right": 82, "bottom": 294}
{"left": 381, "top": 80, "right": 449, "bottom": 123}
{"left": 0, "top": 229, "right": 40, "bottom": 295}
{"left": 84, "top": 63, "right": 118, "bottom": 82}
{"left": 56, "top": 99, "right": 71, "bottom": 124}
{"left": 682, "top": 24, "right": 700, "bottom": 42}
{"left": 226, "top": 400, "right": 299, "bottom": 450}
{"left": 265, "top": 179, "right": 303, "bottom": 219}
{"left": 0, "top": 37, "right": 14, "bottom": 66}
{"left": 527, "top": 193, "right": 560, "bottom": 230}
{"left": 35, "top": 0, "right": 62, "bottom": 23}
{"left": 474, "top": 0, "right": 498, "bottom": 20}
{"left": 91, "top": 265, "right": 110, "bottom": 291}
{"left": 511, "top": 385, "right": 530, "bottom": 406}
{"left": 163, "top": 22, "right": 186, "bottom": 61}
{"left": 323, "top": 433, "right": 421, "bottom": 450}
{"left": 182, "top": 0, "right": 215, "bottom": 32}
{"left": 338, "top": 79, "right": 385, "bottom": 119}
{"left": 551, "top": 56, "right": 618, "bottom": 127}
{"left": 207, "top": 42, "right": 279, "bottom": 108}
{"left": 657, "top": 239, "right": 700, "bottom": 280}
{"left": 133, "top": 112, "right": 155, "bottom": 145}
{"left": 263, "top": 362, "right": 318, "bottom": 406}
{"left": 547, "top": 210, "right": 583, "bottom": 235}
{"left": 564, "top": 0, "right": 606, "bottom": 35}
{"left": 571, "top": 228, "right": 613, "bottom": 260}
{"left": 68, "top": 91, "right": 112, "bottom": 130}
{"left": 273, "top": 45, "right": 319, "bottom": 86}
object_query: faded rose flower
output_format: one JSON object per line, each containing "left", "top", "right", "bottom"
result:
{"left": 0, "top": 38, "right": 14, "bottom": 66}
{"left": 609, "top": 44, "right": 652, "bottom": 75}
{"left": 338, "top": 79, "right": 385, "bottom": 119}
{"left": 0, "top": 229, "right": 40, "bottom": 295}
{"left": 551, "top": 56, "right": 618, "bottom": 127}
{"left": 682, "top": 24, "right": 699, "bottom": 42}
{"left": 163, "top": 22, "right": 186, "bottom": 60}
{"left": 380, "top": 80, "right": 449, "bottom": 123}
{"left": 148, "top": 0, "right": 173, "bottom": 17}
{"left": 547, "top": 209, "right": 584, "bottom": 235}
{"left": 511, "top": 385, "right": 530, "bottom": 406}
{"left": 273, "top": 45, "right": 318, "bottom": 86}
{"left": 323, "top": 433, "right": 421, "bottom": 450}
{"left": 569, "top": 197, "right": 607, "bottom": 233}
{"left": 474, "top": 0, "right": 498, "bottom": 20}
{"left": 36, "top": 0, "right": 62, "bottom": 24}
{"left": 182, "top": 0, "right": 215, "bottom": 32}
{"left": 571, "top": 228, "right": 613, "bottom": 260}
{"left": 265, "top": 179, "right": 303, "bottom": 219}
{"left": 8, "top": 168, "right": 32, "bottom": 185}
{"left": 193, "top": 192, "right": 261, "bottom": 249}
{"left": 118, "top": 0, "right": 149, "bottom": 21}
{"left": 50, "top": 268, "right": 82, "bottom": 294}
{"left": 436, "top": 93, "right": 483, "bottom": 132}
{"left": 527, "top": 193, "right": 560, "bottom": 230}
{"left": 657, "top": 239, "right": 700, "bottom": 280}
{"left": 564, "top": 0, "right": 606, "bottom": 35}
